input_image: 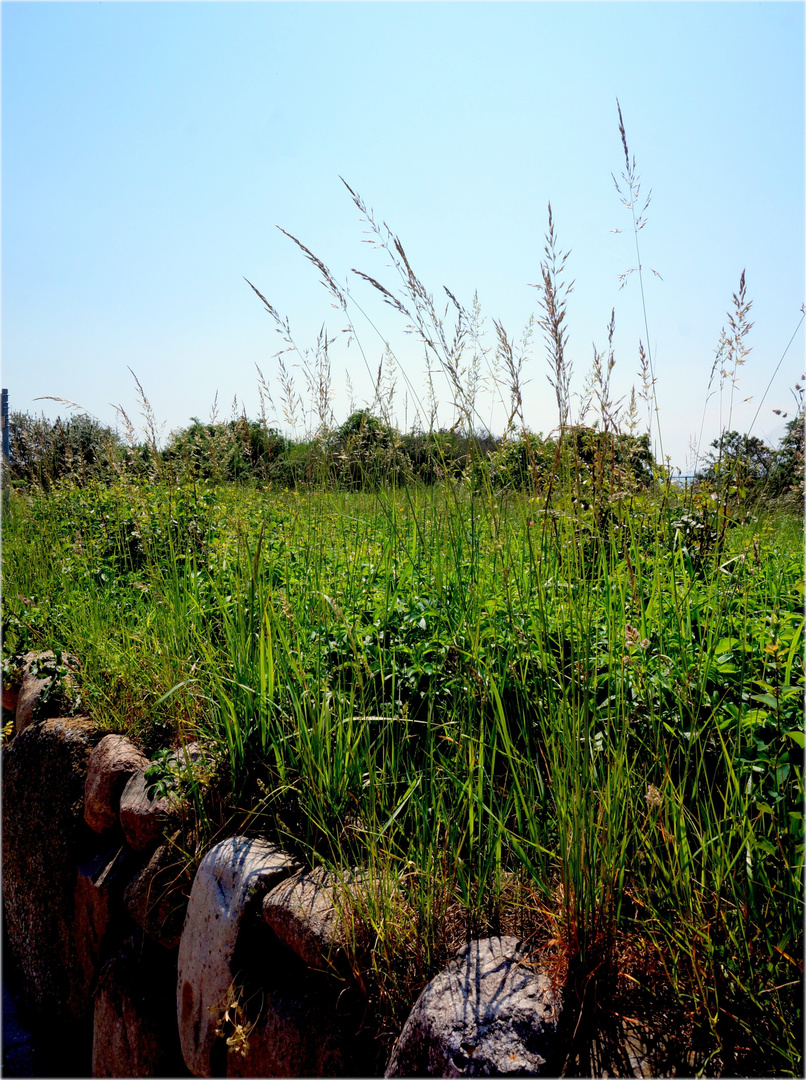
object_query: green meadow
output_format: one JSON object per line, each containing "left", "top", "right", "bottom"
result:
{"left": 4, "top": 448, "right": 803, "bottom": 1071}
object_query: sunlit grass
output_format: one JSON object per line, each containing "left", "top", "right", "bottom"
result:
{"left": 3, "top": 470, "right": 802, "bottom": 1072}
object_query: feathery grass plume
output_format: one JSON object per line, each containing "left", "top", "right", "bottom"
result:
{"left": 612, "top": 100, "right": 663, "bottom": 457}
{"left": 575, "top": 368, "right": 594, "bottom": 430}
{"left": 635, "top": 340, "right": 656, "bottom": 434}
{"left": 260, "top": 210, "right": 431, "bottom": 444}
{"left": 245, "top": 278, "right": 306, "bottom": 436}
{"left": 108, "top": 370, "right": 166, "bottom": 482}
{"left": 490, "top": 317, "right": 547, "bottom": 494}
{"left": 254, "top": 361, "right": 278, "bottom": 433}
{"left": 244, "top": 276, "right": 297, "bottom": 359}
{"left": 273, "top": 217, "right": 390, "bottom": 411}
{"left": 275, "top": 226, "right": 350, "bottom": 318}
{"left": 110, "top": 399, "right": 138, "bottom": 453}
{"left": 497, "top": 314, "right": 536, "bottom": 434}
{"left": 345, "top": 369, "right": 358, "bottom": 418}
{"left": 439, "top": 287, "right": 503, "bottom": 440}
{"left": 592, "top": 309, "right": 623, "bottom": 433}
{"left": 577, "top": 310, "right": 620, "bottom": 433}
{"left": 422, "top": 346, "right": 440, "bottom": 433}
{"left": 532, "top": 203, "right": 574, "bottom": 430}
{"left": 245, "top": 278, "right": 317, "bottom": 438}
{"left": 369, "top": 345, "right": 399, "bottom": 429}
{"left": 277, "top": 356, "right": 303, "bottom": 435}
{"left": 494, "top": 319, "right": 522, "bottom": 433}
{"left": 568, "top": 311, "right": 630, "bottom": 514}
{"left": 459, "top": 293, "right": 487, "bottom": 433}
{"left": 342, "top": 179, "right": 485, "bottom": 435}
{"left": 723, "top": 269, "right": 754, "bottom": 433}
{"left": 205, "top": 392, "right": 225, "bottom": 483}
{"left": 298, "top": 323, "right": 335, "bottom": 437}
{"left": 706, "top": 271, "right": 755, "bottom": 541}
{"left": 248, "top": 273, "right": 339, "bottom": 442}
{"left": 130, "top": 368, "right": 164, "bottom": 461}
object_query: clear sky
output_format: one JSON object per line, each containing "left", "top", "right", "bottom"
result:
{"left": 3, "top": 1, "right": 804, "bottom": 471}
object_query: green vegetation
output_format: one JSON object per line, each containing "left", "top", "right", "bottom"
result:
{"left": 3, "top": 112, "right": 803, "bottom": 1075}
{"left": 4, "top": 456, "right": 802, "bottom": 1072}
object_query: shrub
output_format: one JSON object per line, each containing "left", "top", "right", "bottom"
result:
{"left": 7, "top": 411, "right": 125, "bottom": 490}
{"left": 162, "top": 418, "right": 289, "bottom": 483}
{"left": 330, "top": 410, "right": 400, "bottom": 488}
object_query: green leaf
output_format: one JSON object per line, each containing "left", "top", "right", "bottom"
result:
{"left": 715, "top": 637, "right": 739, "bottom": 654}
{"left": 743, "top": 708, "right": 770, "bottom": 728}
{"left": 775, "top": 763, "right": 791, "bottom": 786}
{"left": 786, "top": 730, "right": 805, "bottom": 749}
{"left": 752, "top": 693, "right": 780, "bottom": 711}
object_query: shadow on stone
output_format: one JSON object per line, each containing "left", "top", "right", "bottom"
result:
{"left": 227, "top": 915, "right": 382, "bottom": 1078}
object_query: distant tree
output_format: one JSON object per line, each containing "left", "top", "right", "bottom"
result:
{"left": 698, "top": 430, "right": 776, "bottom": 492}
{"left": 768, "top": 411, "right": 805, "bottom": 501}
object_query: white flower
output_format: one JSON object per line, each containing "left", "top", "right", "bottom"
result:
{"left": 645, "top": 784, "right": 662, "bottom": 808}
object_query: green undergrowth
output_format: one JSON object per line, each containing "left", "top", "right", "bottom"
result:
{"left": 3, "top": 473, "right": 803, "bottom": 1073}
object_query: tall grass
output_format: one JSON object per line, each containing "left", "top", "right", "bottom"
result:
{"left": 6, "top": 473, "right": 801, "bottom": 1069}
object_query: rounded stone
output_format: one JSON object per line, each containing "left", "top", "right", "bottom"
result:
{"left": 386, "top": 936, "right": 562, "bottom": 1077}
{"left": 84, "top": 734, "right": 149, "bottom": 834}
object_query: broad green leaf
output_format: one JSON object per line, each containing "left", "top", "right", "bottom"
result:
{"left": 715, "top": 637, "right": 739, "bottom": 654}
{"left": 752, "top": 693, "right": 780, "bottom": 711}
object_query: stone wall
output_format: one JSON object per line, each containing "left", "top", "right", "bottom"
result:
{"left": 1, "top": 653, "right": 707, "bottom": 1078}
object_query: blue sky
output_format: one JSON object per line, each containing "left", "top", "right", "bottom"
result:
{"left": 3, "top": 1, "right": 803, "bottom": 471}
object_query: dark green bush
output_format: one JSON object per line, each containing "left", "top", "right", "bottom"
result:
{"left": 162, "top": 418, "right": 289, "bottom": 483}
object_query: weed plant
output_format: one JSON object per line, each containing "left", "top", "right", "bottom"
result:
{"left": 2, "top": 108, "right": 803, "bottom": 1075}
